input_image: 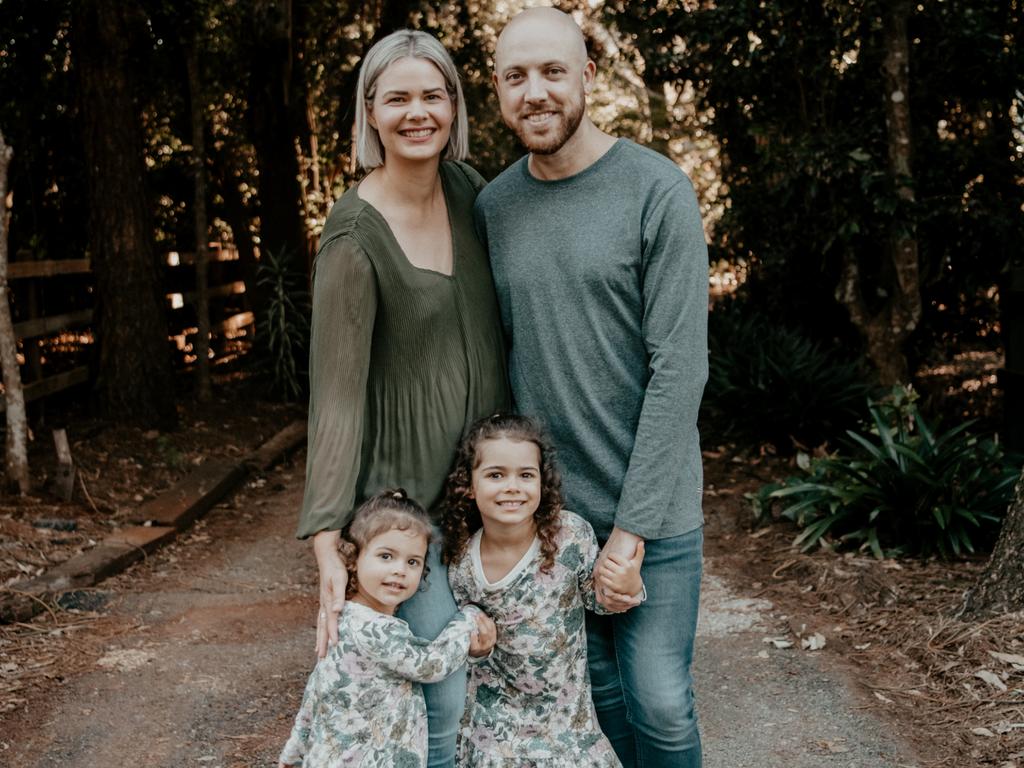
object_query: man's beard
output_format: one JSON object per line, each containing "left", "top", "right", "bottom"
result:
{"left": 508, "top": 97, "right": 585, "bottom": 155}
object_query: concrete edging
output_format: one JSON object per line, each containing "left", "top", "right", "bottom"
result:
{"left": 0, "top": 420, "right": 307, "bottom": 624}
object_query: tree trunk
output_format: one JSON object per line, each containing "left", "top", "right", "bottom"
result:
{"left": 835, "top": 1, "right": 921, "bottom": 386}
{"left": 961, "top": 466, "right": 1024, "bottom": 618}
{"left": 0, "top": 131, "right": 30, "bottom": 493}
{"left": 73, "top": 0, "right": 177, "bottom": 428}
{"left": 186, "top": 39, "right": 212, "bottom": 402}
{"left": 246, "top": 0, "right": 307, "bottom": 266}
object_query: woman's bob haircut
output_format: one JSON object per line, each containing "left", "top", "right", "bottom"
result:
{"left": 354, "top": 30, "right": 469, "bottom": 170}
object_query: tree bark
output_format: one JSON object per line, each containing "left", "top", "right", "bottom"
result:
{"left": 835, "top": 1, "right": 922, "bottom": 386}
{"left": 0, "top": 131, "right": 30, "bottom": 493}
{"left": 246, "top": 0, "right": 308, "bottom": 266}
{"left": 186, "top": 39, "right": 212, "bottom": 402}
{"left": 961, "top": 466, "right": 1024, "bottom": 618}
{"left": 73, "top": 0, "right": 177, "bottom": 428}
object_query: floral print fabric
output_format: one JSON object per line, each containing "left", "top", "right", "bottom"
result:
{"left": 449, "top": 510, "right": 622, "bottom": 767}
{"left": 279, "top": 600, "right": 478, "bottom": 767}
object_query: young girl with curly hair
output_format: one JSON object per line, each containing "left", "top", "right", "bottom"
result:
{"left": 280, "top": 490, "right": 495, "bottom": 768}
{"left": 442, "top": 414, "right": 645, "bottom": 768}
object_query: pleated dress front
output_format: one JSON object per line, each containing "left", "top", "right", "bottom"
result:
{"left": 297, "top": 161, "right": 510, "bottom": 538}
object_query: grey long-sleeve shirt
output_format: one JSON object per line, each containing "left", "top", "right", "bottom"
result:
{"left": 475, "top": 139, "right": 708, "bottom": 541}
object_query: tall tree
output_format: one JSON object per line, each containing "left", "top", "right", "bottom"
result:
{"left": 961, "top": 466, "right": 1024, "bottom": 618}
{"left": 0, "top": 131, "right": 29, "bottom": 493}
{"left": 73, "top": 0, "right": 177, "bottom": 427}
{"left": 186, "top": 32, "right": 212, "bottom": 402}
{"left": 245, "top": 0, "right": 308, "bottom": 265}
{"left": 836, "top": 0, "right": 921, "bottom": 384}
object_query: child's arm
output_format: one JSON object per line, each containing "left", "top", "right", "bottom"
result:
{"left": 278, "top": 661, "right": 321, "bottom": 767}
{"left": 355, "top": 608, "right": 483, "bottom": 683}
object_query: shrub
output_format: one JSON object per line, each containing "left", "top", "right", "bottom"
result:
{"left": 702, "top": 301, "right": 873, "bottom": 451}
{"left": 750, "top": 387, "right": 1019, "bottom": 558}
{"left": 254, "top": 248, "right": 310, "bottom": 401}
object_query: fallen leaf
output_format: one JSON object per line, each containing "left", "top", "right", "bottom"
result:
{"left": 994, "top": 721, "right": 1024, "bottom": 734}
{"left": 972, "top": 727, "right": 996, "bottom": 738}
{"left": 802, "top": 632, "right": 827, "bottom": 651}
{"left": 989, "top": 651, "right": 1024, "bottom": 668}
{"left": 874, "top": 691, "right": 893, "bottom": 704}
{"left": 763, "top": 636, "right": 793, "bottom": 649}
{"left": 975, "top": 669, "right": 1008, "bottom": 692}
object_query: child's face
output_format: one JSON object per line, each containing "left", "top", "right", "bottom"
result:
{"left": 471, "top": 438, "right": 542, "bottom": 532}
{"left": 352, "top": 528, "right": 428, "bottom": 615}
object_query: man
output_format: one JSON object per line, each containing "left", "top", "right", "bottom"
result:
{"left": 474, "top": 7, "right": 708, "bottom": 768}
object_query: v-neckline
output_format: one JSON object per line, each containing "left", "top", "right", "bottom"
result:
{"left": 355, "top": 166, "right": 456, "bottom": 279}
{"left": 470, "top": 529, "right": 540, "bottom": 589}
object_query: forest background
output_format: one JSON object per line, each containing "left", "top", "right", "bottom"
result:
{"left": 0, "top": 1, "right": 1023, "bottom": 605}
{"left": 1, "top": 2, "right": 1024, "bottom": 763}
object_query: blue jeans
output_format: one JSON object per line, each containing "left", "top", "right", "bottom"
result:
{"left": 587, "top": 526, "right": 704, "bottom": 768}
{"left": 396, "top": 527, "right": 466, "bottom": 768}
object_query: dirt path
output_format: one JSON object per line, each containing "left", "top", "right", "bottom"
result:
{"left": 1, "top": 453, "right": 924, "bottom": 767}
{"left": 1, "top": 458, "right": 316, "bottom": 767}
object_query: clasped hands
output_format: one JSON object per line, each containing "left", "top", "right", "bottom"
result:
{"left": 593, "top": 526, "right": 646, "bottom": 613}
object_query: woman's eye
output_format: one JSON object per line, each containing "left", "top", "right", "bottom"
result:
{"left": 408, "top": 559, "right": 421, "bottom": 567}
{"left": 380, "top": 552, "right": 392, "bottom": 560}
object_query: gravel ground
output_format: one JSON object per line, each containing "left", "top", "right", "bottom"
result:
{"left": 1, "top": 453, "right": 923, "bottom": 767}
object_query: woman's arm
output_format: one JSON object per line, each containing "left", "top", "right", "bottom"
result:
{"left": 297, "top": 235, "right": 378, "bottom": 656}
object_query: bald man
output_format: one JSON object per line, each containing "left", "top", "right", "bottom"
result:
{"left": 474, "top": 8, "right": 708, "bottom": 768}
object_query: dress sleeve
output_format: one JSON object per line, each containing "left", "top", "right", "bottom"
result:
{"left": 295, "top": 235, "right": 377, "bottom": 539}
{"left": 614, "top": 177, "right": 709, "bottom": 537}
{"left": 278, "top": 662, "right": 320, "bottom": 765}
{"left": 574, "top": 517, "right": 612, "bottom": 615}
{"left": 354, "top": 611, "right": 474, "bottom": 683}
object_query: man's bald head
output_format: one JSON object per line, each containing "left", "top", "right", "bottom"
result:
{"left": 495, "top": 7, "right": 588, "bottom": 70}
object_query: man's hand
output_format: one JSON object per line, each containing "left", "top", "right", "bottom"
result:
{"left": 598, "top": 540, "right": 644, "bottom": 598}
{"left": 593, "top": 526, "right": 645, "bottom": 612}
{"left": 468, "top": 612, "right": 497, "bottom": 658}
{"left": 313, "top": 529, "right": 348, "bottom": 659}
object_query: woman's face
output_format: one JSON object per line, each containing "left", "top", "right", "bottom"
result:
{"left": 368, "top": 56, "right": 454, "bottom": 165}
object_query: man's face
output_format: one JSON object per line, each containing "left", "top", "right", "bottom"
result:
{"left": 493, "top": 19, "right": 594, "bottom": 155}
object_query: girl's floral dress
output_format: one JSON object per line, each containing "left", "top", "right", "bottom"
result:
{"left": 449, "top": 510, "right": 622, "bottom": 767}
{"left": 279, "top": 600, "right": 480, "bottom": 768}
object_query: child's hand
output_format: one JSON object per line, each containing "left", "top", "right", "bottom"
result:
{"left": 598, "top": 540, "right": 645, "bottom": 611}
{"left": 468, "top": 612, "right": 497, "bottom": 657}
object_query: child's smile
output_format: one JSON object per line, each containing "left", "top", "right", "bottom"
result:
{"left": 471, "top": 438, "right": 542, "bottom": 532}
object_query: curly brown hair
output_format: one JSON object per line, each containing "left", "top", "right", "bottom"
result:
{"left": 441, "top": 414, "right": 563, "bottom": 573}
{"left": 339, "top": 488, "right": 432, "bottom": 599}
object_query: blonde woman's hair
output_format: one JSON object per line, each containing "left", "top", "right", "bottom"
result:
{"left": 354, "top": 29, "right": 469, "bottom": 169}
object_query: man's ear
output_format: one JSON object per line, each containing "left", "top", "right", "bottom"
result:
{"left": 491, "top": 71, "right": 499, "bottom": 93}
{"left": 582, "top": 59, "right": 596, "bottom": 95}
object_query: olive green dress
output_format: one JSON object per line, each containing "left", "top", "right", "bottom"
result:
{"left": 296, "top": 161, "right": 509, "bottom": 538}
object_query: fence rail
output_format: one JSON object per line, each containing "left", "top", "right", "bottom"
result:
{"left": 1, "top": 245, "right": 254, "bottom": 410}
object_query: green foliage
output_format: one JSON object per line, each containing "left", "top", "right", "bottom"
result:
{"left": 254, "top": 248, "right": 310, "bottom": 402}
{"left": 751, "top": 387, "right": 1019, "bottom": 559}
{"left": 702, "top": 300, "right": 873, "bottom": 450}
{"left": 612, "top": 1, "right": 1024, "bottom": 351}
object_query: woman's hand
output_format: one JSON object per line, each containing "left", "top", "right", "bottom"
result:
{"left": 312, "top": 529, "right": 348, "bottom": 658}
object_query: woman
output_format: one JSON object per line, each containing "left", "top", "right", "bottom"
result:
{"left": 295, "top": 29, "right": 509, "bottom": 768}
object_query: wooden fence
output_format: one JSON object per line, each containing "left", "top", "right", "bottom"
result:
{"left": 1, "top": 244, "right": 254, "bottom": 411}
